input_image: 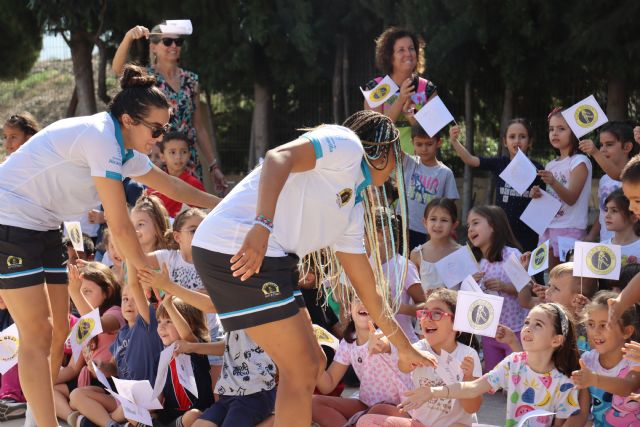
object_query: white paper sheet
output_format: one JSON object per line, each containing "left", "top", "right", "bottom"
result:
{"left": 453, "top": 291, "right": 504, "bottom": 338}
{"left": 107, "top": 389, "right": 153, "bottom": 426}
{"left": 112, "top": 377, "right": 162, "bottom": 410}
{"left": 503, "top": 253, "right": 532, "bottom": 292}
{"left": 153, "top": 343, "right": 175, "bottom": 399}
{"left": 175, "top": 353, "right": 199, "bottom": 398}
{"left": 414, "top": 95, "right": 455, "bottom": 137}
{"left": 92, "top": 361, "right": 112, "bottom": 391}
{"left": 498, "top": 149, "right": 537, "bottom": 195}
{"left": 460, "top": 275, "right": 483, "bottom": 293}
{"left": 520, "top": 190, "right": 562, "bottom": 235}
{"left": 435, "top": 246, "right": 480, "bottom": 288}
{"left": 159, "top": 19, "right": 193, "bottom": 35}
{"left": 557, "top": 236, "right": 577, "bottom": 262}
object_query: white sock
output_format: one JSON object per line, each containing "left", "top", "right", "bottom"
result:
{"left": 22, "top": 404, "right": 36, "bottom": 427}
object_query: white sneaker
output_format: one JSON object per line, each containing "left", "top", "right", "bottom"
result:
{"left": 22, "top": 404, "right": 36, "bottom": 427}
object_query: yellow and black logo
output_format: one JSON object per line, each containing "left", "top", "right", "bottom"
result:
{"left": 532, "top": 244, "right": 548, "bottom": 270}
{"left": 6, "top": 256, "right": 22, "bottom": 269}
{"left": 0, "top": 334, "right": 18, "bottom": 362}
{"left": 586, "top": 245, "right": 616, "bottom": 275}
{"left": 468, "top": 300, "right": 494, "bottom": 330}
{"left": 574, "top": 105, "right": 598, "bottom": 128}
{"left": 75, "top": 318, "right": 95, "bottom": 344}
{"left": 261, "top": 282, "right": 281, "bottom": 298}
{"left": 336, "top": 188, "right": 353, "bottom": 207}
{"left": 369, "top": 84, "right": 390, "bottom": 102}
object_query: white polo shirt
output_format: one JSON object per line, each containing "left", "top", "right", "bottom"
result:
{"left": 0, "top": 112, "right": 152, "bottom": 231}
{"left": 193, "top": 125, "right": 370, "bottom": 257}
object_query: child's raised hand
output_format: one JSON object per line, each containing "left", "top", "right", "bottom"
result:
{"left": 68, "top": 263, "right": 82, "bottom": 291}
{"left": 622, "top": 341, "right": 640, "bottom": 368}
{"left": 607, "top": 296, "right": 625, "bottom": 329}
{"left": 460, "top": 355, "right": 475, "bottom": 380}
{"left": 367, "top": 321, "right": 390, "bottom": 355}
{"left": 571, "top": 359, "right": 596, "bottom": 389}
{"left": 495, "top": 324, "right": 517, "bottom": 347}
{"left": 578, "top": 139, "right": 598, "bottom": 156}
{"left": 138, "top": 263, "right": 173, "bottom": 293}
{"left": 572, "top": 294, "right": 589, "bottom": 313}
{"left": 449, "top": 125, "right": 461, "bottom": 142}
{"left": 398, "top": 387, "right": 433, "bottom": 412}
{"left": 537, "top": 170, "right": 556, "bottom": 186}
{"left": 529, "top": 185, "right": 542, "bottom": 199}
{"left": 520, "top": 252, "right": 531, "bottom": 270}
{"left": 634, "top": 126, "right": 640, "bottom": 145}
{"left": 532, "top": 283, "right": 548, "bottom": 300}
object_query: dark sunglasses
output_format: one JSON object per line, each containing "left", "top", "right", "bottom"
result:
{"left": 161, "top": 37, "right": 184, "bottom": 47}
{"left": 137, "top": 119, "right": 170, "bottom": 138}
{"left": 416, "top": 309, "right": 453, "bottom": 321}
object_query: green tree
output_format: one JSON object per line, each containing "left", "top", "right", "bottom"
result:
{"left": 0, "top": 1, "right": 42, "bottom": 80}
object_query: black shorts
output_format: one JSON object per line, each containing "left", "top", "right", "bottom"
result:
{"left": 192, "top": 247, "right": 304, "bottom": 331}
{"left": 199, "top": 389, "right": 276, "bottom": 427}
{"left": 0, "top": 224, "right": 66, "bottom": 289}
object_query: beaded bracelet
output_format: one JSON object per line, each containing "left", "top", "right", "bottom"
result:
{"left": 253, "top": 214, "right": 274, "bottom": 233}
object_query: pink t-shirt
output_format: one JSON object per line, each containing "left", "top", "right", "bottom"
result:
{"left": 333, "top": 337, "right": 412, "bottom": 406}
{"left": 78, "top": 306, "right": 126, "bottom": 387}
{"left": 479, "top": 246, "right": 529, "bottom": 331}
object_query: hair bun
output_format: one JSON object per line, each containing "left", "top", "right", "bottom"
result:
{"left": 120, "top": 64, "right": 157, "bottom": 90}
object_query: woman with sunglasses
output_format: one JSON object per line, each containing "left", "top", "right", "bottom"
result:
{"left": 113, "top": 23, "right": 228, "bottom": 195}
{"left": 0, "top": 64, "right": 219, "bottom": 427}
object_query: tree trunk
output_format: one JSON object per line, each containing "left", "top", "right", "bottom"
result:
{"left": 342, "top": 37, "right": 350, "bottom": 119}
{"left": 248, "top": 81, "right": 272, "bottom": 171}
{"left": 68, "top": 29, "right": 97, "bottom": 116}
{"left": 606, "top": 74, "right": 627, "bottom": 121}
{"left": 96, "top": 39, "right": 110, "bottom": 104}
{"left": 332, "top": 36, "right": 344, "bottom": 123}
{"left": 484, "top": 83, "right": 514, "bottom": 204}
{"left": 462, "top": 79, "right": 474, "bottom": 224}
{"left": 66, "top": 86, "right": 78, "bottom": 118}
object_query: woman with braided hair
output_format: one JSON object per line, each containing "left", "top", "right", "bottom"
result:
{"left": 163, "top": 110, "right": 437, "bottom": 426}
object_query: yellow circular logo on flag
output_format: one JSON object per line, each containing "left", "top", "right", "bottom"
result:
{"left": 574, "top": 105, "right": 598, "bottom": 128}
{"left": 468, "top": 300, "right": 494, "bottom": 330}
{"left": 369, "top": 84, "right": 390, "bottom": 102}
{"left": 75, "top": 318, "right": 95, "bottom": 344}
{"left": 0, "top": 335, "right": 18, "bottom": 362}
{"left": 586, "top": 245, "right": 616, "bottom": 275}
{"left": 532, "top": 245, "right": 547, "bottom": 270}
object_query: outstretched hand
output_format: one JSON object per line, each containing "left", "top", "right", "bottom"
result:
{"left": 397, "top": 344, "right": 437, "bottom": 373}
{"left": 571, "top": 359, "right": 596, "bottom": 389}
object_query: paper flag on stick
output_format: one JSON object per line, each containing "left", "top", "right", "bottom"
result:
{"left": 503, "top": 253, "right": 532, "bottom": 292}
{"left": 460, "top": 275, "right": 483, "bottom": 294}
{"left": 175, "top": 354, "right": 198, "bottom": 398}
{"left": 557, "top": 237, "right": 577, "bottom": 262}
{"left": 498, "top": 149, "right": 537, "bottom": 196}
{"left": 561, "top": 95, "right": 608, "bottom": 139}
{"left": 414, "top": 95, "right": 454, "bottom": 137}
{"left": 63, "top": 221, "right": 84, "bottom": 253}
{"left": 528, "top": 240, "right": 550, "bottom": 276}
{"left": 360, "top": 75, "right": 399, "bottom": 108}
{"left": 435, "top": 245, "right": 480, "bottom": 288}
{"left": 313, "top": 324, "right": 339, "bottom": 350}
{"left": 453, "top": 291, "right": 504, "bottom": 338}
{"left": 159, "top": 19, "right": 193, "bottom": 35}
{"left": 0, "top": 324, "right": 19, "bottom": 375}
{"left": 573, "top": 241, "right": 621, "bottom": 280}
{"left": 68, "top": 308, "right": 102, "bottom": 362}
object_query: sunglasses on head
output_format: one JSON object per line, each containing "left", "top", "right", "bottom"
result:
{"left": 416, "top": 309, "right": 453, "bottom": 321}
{"left": 161, "top": 37, "right": 184, "bottom": 47}
{"left": 136, "top": 118, "right": 170, "bottom": 138}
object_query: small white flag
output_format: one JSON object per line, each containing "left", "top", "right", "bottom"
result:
{"left": 107, "top": 390, "right": 154, "bottom": 426}
{"left": 360, "top": 75, "right": 399, "bottom": 108}
{"left": 573, "top": 241, "right": 621, "bottom": 280}
{"left": 68, "top": 308, "right": 102, "bottom": 362}
{"left": 63, "top": 221, "right": 84, "bottom": 253}
{"left": 435, "top": 245, "right": 480, "bottom": 288}
{"left": 528, "top": 240, "right": 550, "bottom": 276}
{"left": 159, "top": 19, "right": 193, "bottom": 35}
{"left": 498, "top": 149, "right": 538, "bottom": 196}
{"left": 515, "top": 409, "right": 556, "bottom": 427}
{"left": 461, "top": 275, "right": 483, "bottom": 294}
{"left": 503, "top": 253, "right": 532, "bottom": 292}
{"left": 520, "top": 190, "right": 562, "bottom": 235}
{"left": 557, "top": 236, "right": 577, "bottom": 262}
{"left": 313, "top": 324, "right": 339, "bottom": 350}
{"left": 561, "top": 95, "right": 608, "bottom": 139}
{"left": 414, "top": 95, "right": 455, "bottom": 137}
{"left": 0, "top": 324, "right": 19, "bottom": 375}
{"left": 175, "top": 354, "right": 199, "bottom": 398}
{"left": 92, "top": 361, "right": 112, "bottom": 391}
{"left": 153, "top": 344, "right": 175, "bottom": 398}
{"left": 112, "top": 377, "right": 162, "bottom": 410}
{"left": 453, "top": 291, "right": 504, "bottom": 338}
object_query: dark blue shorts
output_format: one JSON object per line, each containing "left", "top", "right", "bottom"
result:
{"left": 199, "top": 389, "right": 276, "bottom": 427}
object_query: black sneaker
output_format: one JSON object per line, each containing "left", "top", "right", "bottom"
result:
{"left": 78, "top": 415, "right": 99, "bottom": 427}
{"left": 0, "top": 398, "right": 26, "bottom": 421}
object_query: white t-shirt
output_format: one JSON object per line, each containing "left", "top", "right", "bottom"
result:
{"left": 545, "top": 154, "right": 592, "bottom": 230}
{"left": 0, "top": 112, "right": 151, "bottom": 231}
{"left": 193, "top": 125, "right": 369, "bottom": 257}
{"left": 598, "top": 174, "right": 622, "bottom": 242}
{"left": 381, "top": 254, "right": 421, "bottom": 343}
{"left": 152, "top": 249, "right": 203, "bottom": 291}
{"left": 410, "top": 340, "right": 481, "bottom": 426}
{"left": 602, "top": 237, "right": 640, "bottom": 266}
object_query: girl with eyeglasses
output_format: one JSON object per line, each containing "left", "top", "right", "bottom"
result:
{"left": 2, "top": 112, "right": 40, "bottom": 156}
{"left": 356, "top": 288, "right": 482, "bottom": 427}
{"left": 0, "top": 64, "right": 218, "bottom": 427}
{"left": 113, "top": 23, "right": 228, "bottom": 194}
